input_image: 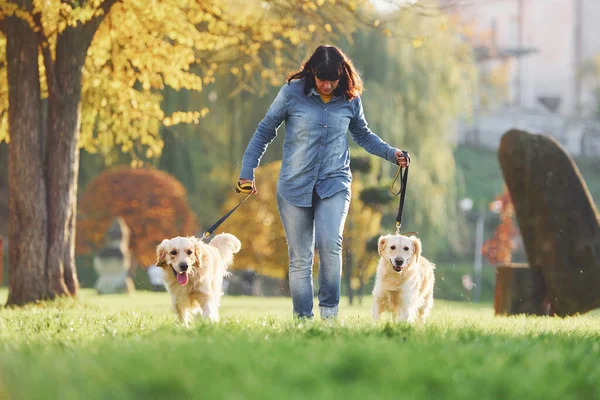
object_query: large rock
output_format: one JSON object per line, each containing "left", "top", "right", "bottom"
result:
{"left": 498, "top": 129, "right": 600, "bottom": 316}
{"left": 93, "top": 217, "right": 135, "bottom": 294}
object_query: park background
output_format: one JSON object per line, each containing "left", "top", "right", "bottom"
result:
{"left": 3, "top": 0, "right": 600, "bottom": 306}
{"left": 2, "top": 1, "right": 600, "bottom": 398}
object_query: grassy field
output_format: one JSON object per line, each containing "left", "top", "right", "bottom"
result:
{"left": 1, "top": 290, "right": 600, "bottom": 400}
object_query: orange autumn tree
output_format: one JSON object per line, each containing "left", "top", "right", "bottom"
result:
{"left": 482, "top": 189, "right": 518, "bottom": 265}
{"left": 77, "top": 168, "right": 197, "bottom": 267}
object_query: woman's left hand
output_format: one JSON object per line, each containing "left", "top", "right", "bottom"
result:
{"left": 395, "top": 149, "right": 410, "bottom": 167}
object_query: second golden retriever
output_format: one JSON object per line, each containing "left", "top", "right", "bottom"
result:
{"left": 372, "top": 233, "right": 435, "bottom": 323}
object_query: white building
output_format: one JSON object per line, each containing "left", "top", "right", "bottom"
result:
{"left": 443, "top": 0, "right": 600, "bottom": 155}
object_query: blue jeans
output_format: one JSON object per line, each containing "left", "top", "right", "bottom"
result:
{"left": 277, "top": 189, "right": 351, "bottom": 319}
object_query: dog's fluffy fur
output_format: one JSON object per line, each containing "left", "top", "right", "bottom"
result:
{"left": 372, "top": 234, "right": 435, "bottom": 323}
{"left": 156, "top": 233, "right": 241, "bottom": 326}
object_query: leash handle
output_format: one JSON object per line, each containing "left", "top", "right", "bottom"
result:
{"left": 236, "top": 181, "right": 253, "bottom": 194}
{"left": 390, "top": 151, "right": 410, "bottom": 195}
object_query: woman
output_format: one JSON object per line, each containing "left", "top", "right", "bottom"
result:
{"left": 238, "top": 44, "right": 409, "bottom": 319}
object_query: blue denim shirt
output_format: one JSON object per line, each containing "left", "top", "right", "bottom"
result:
{"left": 240, "top": 79, "right": 399, "bottom": 207}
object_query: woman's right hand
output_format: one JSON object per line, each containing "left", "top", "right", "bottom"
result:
{"left": 237, "top": 179, "right": 257, "bottom": 194}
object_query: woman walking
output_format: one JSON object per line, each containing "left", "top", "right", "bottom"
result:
{"left": 238, "top": 44, "right": 409, "bottom": 319}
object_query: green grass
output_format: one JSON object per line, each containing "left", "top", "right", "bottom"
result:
{"left": 1, "top": 290, "right": 600, "bottom": 399}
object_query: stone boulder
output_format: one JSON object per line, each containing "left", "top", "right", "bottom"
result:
{"left": 497, "top": 129, "right": 600, "bottom": 316}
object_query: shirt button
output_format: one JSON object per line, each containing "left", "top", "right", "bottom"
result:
{"left": 324, "top": 125, "right": 327, "bottom": 128}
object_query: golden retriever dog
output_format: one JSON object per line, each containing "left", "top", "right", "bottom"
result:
{"left": 372, "top": 234, "right": 435, "bottom": 323}
{"left": 156, "top": 233, "right": 241, "bottom": 326}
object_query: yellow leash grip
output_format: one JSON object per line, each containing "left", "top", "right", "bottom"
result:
{"left": 236, "top": 181, "right": 253, "bottom": 194}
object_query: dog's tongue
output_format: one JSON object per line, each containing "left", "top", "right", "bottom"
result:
{"left": 177, "top": 273, "right": 188, "bottom": 286}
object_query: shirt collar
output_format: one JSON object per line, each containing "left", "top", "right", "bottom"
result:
{"left": 308, "top": 87, "right": 341, "bottom": 100}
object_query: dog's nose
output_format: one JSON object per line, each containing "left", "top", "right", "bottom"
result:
{"left": 179, "top": 262, "right": 188, "bottom": 272}
{"left": 394, "top": 258, "right": 404, "bottom": 266}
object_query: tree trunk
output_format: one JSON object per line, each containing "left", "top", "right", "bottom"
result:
{"left": 5, "top": 0, "right": 118, "bottom": 305}
{"left": 5, "top": 7, "right": 49, "bottom": 305}
{"left": 44, "top": 28, "right": 88, "bottom": 298}
{"left": 63, "top": 190, "right": 80, "bottom": 294}
{"left": 0, "top": 235, "right": 4, "bottom": 285}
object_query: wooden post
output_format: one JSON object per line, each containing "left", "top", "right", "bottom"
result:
{"left": 494, "top": 263, "right": 551, "bottom": 316}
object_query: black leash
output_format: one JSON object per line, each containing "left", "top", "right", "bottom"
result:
{"left": 201, "top": 181, "right": 253, "bottom": 241}
{"left": 390, "top": 150, "right": 412, "bottom": 235}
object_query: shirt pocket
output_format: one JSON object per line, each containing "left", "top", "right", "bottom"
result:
{"left": 286, "top": 110, "right": 310, "bottom": 143}
{"left": 331, "top": 130, "right": 348, "bottom": 160}
{"left": 339, "top": 115, "right": 351, "bottom": 134}
{"left": 333, "top": 116, "right": 351, "bottom": 156}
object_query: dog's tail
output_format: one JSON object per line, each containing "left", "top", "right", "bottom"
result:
{"left": 210, "top": 233, "right": 241, "bottom": 274}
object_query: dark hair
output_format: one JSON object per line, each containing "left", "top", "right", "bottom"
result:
{"left": 287, "top": 45, "right": 363, "bottom": 100}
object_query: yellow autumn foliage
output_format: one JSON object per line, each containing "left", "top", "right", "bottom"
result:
{"left": 0, "top": 0, "right": 367, "bottom": 158}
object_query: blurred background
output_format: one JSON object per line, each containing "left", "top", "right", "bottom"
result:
{"left": 1, "top": 0, "right": 600, "bottom": 305}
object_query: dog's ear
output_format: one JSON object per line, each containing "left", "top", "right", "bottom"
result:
{"left": 192, "top": 238, "right": 204, "bottom": 268}
{"left": 377, "top": 236, "right": 387, "bottom": 256}
{"left": 411, "top": 236, "right": 422, "bottom": 264}
{"left": 156, "top": 239, "right": 169, "bottom": 268}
